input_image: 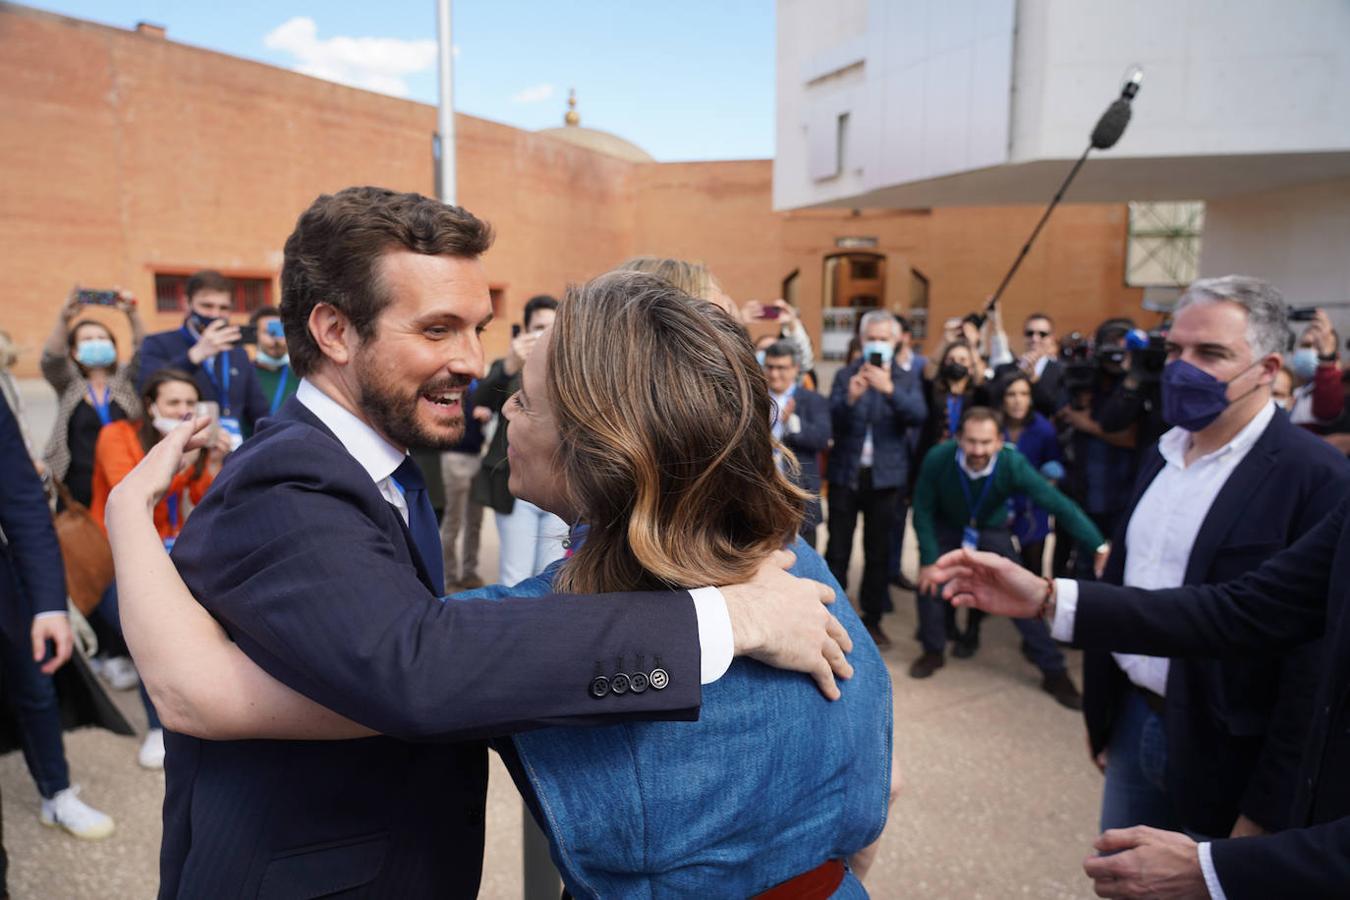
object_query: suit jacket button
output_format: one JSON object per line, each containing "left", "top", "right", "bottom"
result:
{"left": 589, "top": 676, "right": 611, "bottom": 698}
{"left": 610, "top": 673, "right": 631, "bottom": 695}
{"left": 649, "top": 668, "right": 669, "bottom": 690}
{"left": 629, "top": 672, "right": 649, "bottom": 693}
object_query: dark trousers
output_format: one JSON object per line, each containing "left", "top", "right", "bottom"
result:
{"left": 888, "top": 497, "right": 909, "bottom": 580}
{"left": 915, "top": 526, "right": 1066, "bottom": 673}
{"left": 99, "top": 584, "right": 161, "bottom": 730}
{"left": 825, "top": 468, "right": 898, "bottom": 625}
{"left": 0, "top": 625, "right": 70, "bottom": 798}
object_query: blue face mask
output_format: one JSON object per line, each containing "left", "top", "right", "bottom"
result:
{"left": 1291, "top": 347, "right": 1320, "bottom": 381}
{"left": 862, "top": 341, "right": 894, "bottom": 368}
{"left": 75, "top": 339, "right": 116, "bottom": 368}
{"left": 1160, "top": 359, "right": 1260, "bottom": 432}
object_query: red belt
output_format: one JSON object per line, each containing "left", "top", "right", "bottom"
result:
{"left": 754, "top": 859, "right": 847, "bottom": 900}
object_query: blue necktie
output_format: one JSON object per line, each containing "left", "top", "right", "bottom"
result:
{"left": 392, "top": 456, "right": 445, "bottom": 593}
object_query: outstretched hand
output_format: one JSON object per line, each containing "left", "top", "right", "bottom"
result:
{"left": 1083, "top": 827, "right": 1206, "bottom": 899}
{"left": 106, "top": 416, "right": 215, "bottom": 516}
{"left": 722, "top": 550, "right": 854, "bottom": 700}
{"left": 928, "top": 547, "right": 1050, "bottom": 619}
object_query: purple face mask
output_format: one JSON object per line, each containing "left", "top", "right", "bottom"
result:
{"left": 1160, "top": 359, "right": 1260, "bottom": 431}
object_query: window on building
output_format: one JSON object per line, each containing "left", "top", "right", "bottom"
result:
{"left": 1125, "top": 202, "right": 1204, "bottom": 287}
{"left": 154, "top": 273, "right": 274, "bottom": 314}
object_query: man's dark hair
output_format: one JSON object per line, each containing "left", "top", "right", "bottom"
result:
{"left": 1095, "top": 317, "right": 1136, "bottom": 347}
{"left": 523, "top": 294, "right": 558, "bottom": 330}
{"left": 895, "top": 314, "right": 912, "bottom": 335}
{"left": 186, "top": 269, "right": 234, "bottom": 302}
{"left": 958, "top": 405, "right": 1002, "bottom": 434}
{"left": 248, "top": 305, "right": 280, "bottom": 326}
{"left": 281, "top": 186, "right": 494, "bottom": 377}
{"left": 1024, "top": 312, "right": 1055, "bottom": 330}
{"left": 763, "top": 340, "right": 800, "bottom": 367}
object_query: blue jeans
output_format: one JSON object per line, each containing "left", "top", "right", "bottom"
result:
{"left": 1100, "top": 690, "right": 1180, "bottom": 832}
{"left": 0, "top": 625, "right": 70, "bottom": 798}
{"left": 98, "top": 583, "right": 161, "bottom": 730}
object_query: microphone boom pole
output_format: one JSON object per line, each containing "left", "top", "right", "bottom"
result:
{"left": 984, "top": 68, "right": 1144, "bottom": 314}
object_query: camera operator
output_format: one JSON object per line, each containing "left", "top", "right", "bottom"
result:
{"left": 1055, "top": 319, "right": 1140, "bottom": 574}
{"left": 1095, "top": 328, "right": 1170, "bottom": 453}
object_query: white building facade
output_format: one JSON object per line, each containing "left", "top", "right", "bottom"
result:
{"left": 776, "top": 0, "right": 1350, "bottom": 307}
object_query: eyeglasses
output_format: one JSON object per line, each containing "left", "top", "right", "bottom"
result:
{"left": 1024, "top": 329, "right": 1051, "bottom": 338}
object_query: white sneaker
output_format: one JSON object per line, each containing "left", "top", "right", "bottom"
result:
{"left": 138, "top": 728, "right": 165, "bottom": 770}
{"left": 39, "top": 786, "right": 115, "bottom": 840}
{"left": 101, "top": 656, "right": 140, "bottom": 691}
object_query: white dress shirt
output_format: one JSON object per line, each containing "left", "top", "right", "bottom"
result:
{"left": 296, "top": 378, "right": 734, "bottom": 683}
{"left": 1112, "top": 401, "right": 1276, "bottom": 696}
{"left": 1049, "top": 401, "right": 1276, "bottom": 900}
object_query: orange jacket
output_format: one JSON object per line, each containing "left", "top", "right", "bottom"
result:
{"left": 90, "top": 420, "right": 214, "bottom": 540}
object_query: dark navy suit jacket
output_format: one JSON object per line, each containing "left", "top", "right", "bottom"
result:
{"left": 140, "top": 323, "right": 268, "bottom": 430}
{"left": 779, "top": 386, "right": 831, "bottom": 531}
{"left": 1074, "top": 483, "right": 1350, "bottom": 899}
{"left": 0, "top": 393, "right": 66, "bottom": 644}
{"left": 1086, "top": 409, "right": 1350, "bottom": 836}
{"left": 827, "top": 359, "right": 926, "bottom": 491}
{"left": 162, "top": 396, "right": 703, "bottom": 898}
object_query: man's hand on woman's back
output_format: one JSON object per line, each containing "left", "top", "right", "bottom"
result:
{"left": 721, "top": 549, "right": 854, "bottom": 700}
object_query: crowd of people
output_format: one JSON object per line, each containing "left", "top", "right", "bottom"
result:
{"left": 1, "top": 183, "right": 1349, "bottom": 897}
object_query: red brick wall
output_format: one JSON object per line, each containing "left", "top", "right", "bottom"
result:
{"left": 1, "top": 4, "right": 1143, "bottom": 380}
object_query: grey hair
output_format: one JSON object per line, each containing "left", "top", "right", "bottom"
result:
{"left": 1175, "top": 275, "right": 1290, "bottom": 358}
{"left": 858, "top": 309, "right": 901, "bottom": 340}
{"left": 763, "top": 340, "right": 800, "bottom": 367}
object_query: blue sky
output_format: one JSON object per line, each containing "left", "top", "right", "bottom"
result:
{"left": 22, "top": 1, "right": 776, "bottom": 161}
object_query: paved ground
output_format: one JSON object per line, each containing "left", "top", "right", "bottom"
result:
{"left": 4, "top": 379, "right": 1103, "bottom": 898}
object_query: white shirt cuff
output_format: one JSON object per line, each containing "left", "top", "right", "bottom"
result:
{"left": 1198, "top": 842, "right": 1227, "bottom": 900}
{"left": 33, "top": 611, "right": 69, "bottom": 621}
{"left": 689, "top": 586, "right": 734, "bottom": 685}
{"left": 1049, "top": 578, "right": 1079, "bottom": 642}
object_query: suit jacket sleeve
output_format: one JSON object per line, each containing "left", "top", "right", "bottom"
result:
{"left": 912, "top": 446, "right": 943, "bottom": 565}
{"left": 178, "top": 438, "right": 702, "bottom": 742}
{"left": 882, "top": 367, "right": 928, "bottom": 427}
{"left": 0, "top": 394, "right": 66, "bottom": 616}
{"left": 1209, "top": 816, "right": 1350, "bottom": 900}
{"left": 783, "top": 392, "right": 831, "bottom": 454}
{"left": 138, "top": 331, "right": 197, "bottom": 391}
{"left": 1241, "top": 464, "right": 1350, "bottom": 830}
{"left": 1073, "top": 497, "right": 1344, "bottom": 657}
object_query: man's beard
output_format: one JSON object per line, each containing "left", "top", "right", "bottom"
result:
{"left": 354, "top": 355, "right": 468, "bottom": 451}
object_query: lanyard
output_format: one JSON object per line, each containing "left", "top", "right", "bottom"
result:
{"left": 957, "top": 454, "right": 999, "bottom": 527}
{"left": 183, "top": 326, "right": 232, "bottom": 415}
{"left": 945, "top": 395, "right": 963, "bottom": 438}
{"left": 86, "top": 385, "right": 112, "bottom": 427}
{"left": 269, "top": 365, "right": 290, "bottom": 415}
{"left": 165, "top": 492, "right": 181, "bottom": 534}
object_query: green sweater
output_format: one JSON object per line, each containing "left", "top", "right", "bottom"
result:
{"left": 254, "top": 364, "right": 299, "bottom": 417}
{"left": 912, "top": 441, "right": 1105, "bottom": 565}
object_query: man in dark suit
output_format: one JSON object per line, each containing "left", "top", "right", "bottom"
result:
{"left": 1019, "top": 311, "right": 1066, "bottom": 416}
{"left": 762, "top": 340, "right": 831, "bottom": 548}
{"left": 140, "top": 269, "right": 268, "bottom": 439}
{"left": 826, "top": 310, "right": 927, "bottom": 648}
{"left": 1083, "top": 277, "right": 1350, "bottom": 842}
{"left": 161, "top": 187, "right": 850, "bottom": 898}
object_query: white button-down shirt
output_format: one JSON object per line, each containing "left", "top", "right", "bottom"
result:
{"left": 295, "top": 378, "right": 734, "bottom": 683}
{"left": 1112, "top": 401, "right": 1277, "bottom": 696}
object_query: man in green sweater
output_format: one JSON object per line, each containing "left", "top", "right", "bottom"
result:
{"left": 912, "top": 406, "right": 1109, "bottom": 708}
{"left": 249, "top": 306, "right": 300, "bottom": 417}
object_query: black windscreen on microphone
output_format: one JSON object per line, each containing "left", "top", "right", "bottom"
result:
{"left": 1090, "top": 99, "right": 1133, "bottom": 150}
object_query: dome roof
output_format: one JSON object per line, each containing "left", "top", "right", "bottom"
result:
{"left": 536, "top": 89, "right": 654, "bottom": 163}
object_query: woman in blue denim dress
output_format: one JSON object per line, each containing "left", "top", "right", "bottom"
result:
{"left": 105, "top": 270, "right": 894, "bottom": 896}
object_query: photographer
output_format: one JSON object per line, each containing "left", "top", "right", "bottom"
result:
{"left": 1095, "top": 329, "right": 1170, "bottom": 453}
{"left": 1055, "top": 320, "right": 1140, "bottom": 571}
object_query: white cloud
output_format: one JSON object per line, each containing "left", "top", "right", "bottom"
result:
{"left": 264, "top": 17, "right": 443, "bottom": 98}
{"left": 510, "top": 83, "right": 556, "bottom": 104}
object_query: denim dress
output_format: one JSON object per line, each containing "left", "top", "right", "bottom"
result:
{"left": 456, "top": 537, "right": 893, "bottom": 898}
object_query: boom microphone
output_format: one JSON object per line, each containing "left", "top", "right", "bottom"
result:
{"left": 984, "top": 66, "right": 1145, "bottom": 314}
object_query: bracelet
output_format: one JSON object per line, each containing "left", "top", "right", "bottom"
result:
{"left": 1037, "top": 576, "right": 1056, "bottom": 622}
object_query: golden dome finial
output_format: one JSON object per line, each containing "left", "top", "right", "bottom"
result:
{"left": 564, "top": 88, "right": 580, "bottom": 126}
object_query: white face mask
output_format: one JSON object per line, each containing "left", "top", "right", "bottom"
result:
{"left": 149, "top": 405, "right": 185, "bottom": 436}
